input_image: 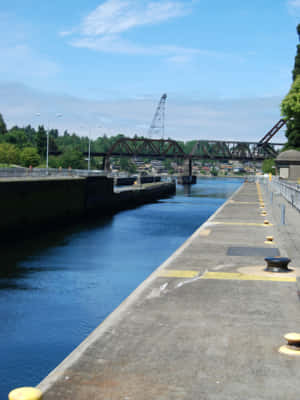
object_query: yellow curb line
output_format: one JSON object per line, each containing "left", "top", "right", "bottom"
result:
{"left": 201, "top": 271, "right": 296, "bottom": 283}
{"left": 211, "top": 221, "right": 273, "bottom": 227}
{"left": 229, "top": 201, "right": 260, "bottom": 204}
{"left": 157, "top": 270, "right": 199, "bottom": 278}
{"left": 199, "top": 229, "right": 211, "bottom": 237}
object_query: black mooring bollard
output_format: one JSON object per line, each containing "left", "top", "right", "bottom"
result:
{"left": 264, "top": 257, "right": 291, "bottom": 273}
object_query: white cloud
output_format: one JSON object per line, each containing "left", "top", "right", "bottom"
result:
{"left": 70, "top": 0, "right": 189, "bottom": 37}
{"left": 61, "top": 0, "right": 207, "bottom": 61}
{"left": 0, "top": 83, "right": 285, "bottom": 143}
{"left": 288, "top": 0, "right": 300, "bottom": 7}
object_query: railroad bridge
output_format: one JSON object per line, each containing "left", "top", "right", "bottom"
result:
{"left": 81, "top": 119, "right": 286, "bottom": 172}
{"left": 50, "top": 119, "right": 286, "bottom": 181}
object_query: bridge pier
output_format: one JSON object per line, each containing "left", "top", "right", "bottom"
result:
{"left": 178, "top": 158, "right": 197, "bottom": 185}
{"left": 102, "top": 157, "right": 110, "bottom": 172}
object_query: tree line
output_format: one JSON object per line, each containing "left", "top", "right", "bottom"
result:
{"left": 0, "top": 117, "right": 134, "bottom": 169}
{"left": 0, "top": 114, "right": 229, "bottom": 171}
{"left": 281, "top": 24, "right": 300, "bottom": 149}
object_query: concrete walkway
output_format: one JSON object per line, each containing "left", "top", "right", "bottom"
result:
{"left": 40, "top": 181, "right": 300, "bottom": 400}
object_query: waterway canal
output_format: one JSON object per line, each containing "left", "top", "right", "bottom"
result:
{"left": 0, "top": 178, "right": 242, "bottom": 397}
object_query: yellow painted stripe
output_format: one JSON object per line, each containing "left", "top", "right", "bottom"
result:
{"left": 211, "top": 221, "right": 273, "bottom": 227}
{"left": 201, "top": 271, "right": 296, "bottom": 282}
{"left": 199, "top": 229, "right": 211, "bottom": 236}
{"left": 157, "top": 270, "right": 199, "bottom": 278}
{"left": 229, "top": 201, "right": 260, "bottom": 204}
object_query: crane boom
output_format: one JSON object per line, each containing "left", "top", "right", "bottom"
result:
{"left": 148, "top": 93, "right": 167, "bottom": 138}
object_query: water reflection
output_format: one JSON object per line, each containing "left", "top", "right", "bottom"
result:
{"left": 0, "top": 215, "right": 115, "bottom": 285}
{"left": 183, "top": 184, "right": 192, "bottom": 196}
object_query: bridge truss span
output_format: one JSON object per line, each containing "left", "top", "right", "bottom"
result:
{"left": 105, "top": 138, "right": 186, "bottom": 159}
{"left": 189, "top": 140, "right": 284, "bottom": 161}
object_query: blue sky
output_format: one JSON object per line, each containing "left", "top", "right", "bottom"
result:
{"left": 0, "top": 0, "right": 299, "bottom": 141}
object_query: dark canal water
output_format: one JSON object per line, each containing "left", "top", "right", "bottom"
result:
{"left": 0, "top": 178, "right": 242, "bottom": 397}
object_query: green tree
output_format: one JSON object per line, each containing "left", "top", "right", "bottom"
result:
{"left": 6, "top": 128, "right": 30, "bottom": 148}
{"left": 120, "top": 157, "right": 130, "bottom": 171}
{"left": 0, "top": 113, "right": 7, "bottom": 135}
{"left": 119, "top": 157, "right": 137, "bottom": 173}
{"left": 128, "top": 162, "right": 137, "bottom": 174}
{"left": 282, "top": 25, "right": 300, "bottom": 149}
{"left": 293, "top": 44, "right": 300, "bottom": 81}
{"left": 20, "top": 147, "right": 40, "bottom": 167}
{"left": 293, "top": 24, "right": 300, "bottom": 80}
{"left": 262, "top": 159, "right": 275, "bottom": 174}
{"left": 211, "top": 167, "right": 218, "bottom": 176}
{"left": 281, "top": 76, "right": 300, "bottom": 148}
{"left": 0, "top": 143, "right": 20, "bottom": 164}
{"left": 59, "top": 150, "right": 85, "bottom": 169}
{"left": 48, "top": 156, "right": 61, "bottom": 168}
{"left": 36, "top": 126, "right": 47, "bottom": 156}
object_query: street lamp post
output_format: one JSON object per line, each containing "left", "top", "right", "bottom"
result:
{"left": 47, "top": 113, "right": 62, "bottom": 170}
{"left": 88, "top": 134, "right": 91, "bottom": 172}
{"left": 80, "top": 125, "right": 91, "bottom": 172}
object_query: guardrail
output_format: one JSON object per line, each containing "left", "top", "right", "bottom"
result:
{"left": 0, "top": 167, "right": 106, "bottom": 178}
{"left": 270, "top": 177, "right": 300, "bottom": 212}
{"left": 257, "top": 175, "right": 300, "bottom": 212}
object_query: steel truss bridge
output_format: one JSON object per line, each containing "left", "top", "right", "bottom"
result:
{"left": 80, "top": 138, "right": 284, "bottom": 169}
{"left": 49, "top": 119, "right": 286, "bottom": 169}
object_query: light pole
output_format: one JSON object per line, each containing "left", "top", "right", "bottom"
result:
{"left": 80, "top": 125, "right": 91, "bottom": 172}
{"left": 47, "top": 113, "right": 62, "bottom": 170}
{"left": 88, "top": 129, "right": 91, "bottom": 172}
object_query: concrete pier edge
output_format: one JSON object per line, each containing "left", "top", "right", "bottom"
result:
{"left": 38, "top": 182, "right": 244, "bottom": 394}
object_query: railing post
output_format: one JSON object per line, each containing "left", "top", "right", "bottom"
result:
{"left": 281, "top": 204, "right": 286, "bottom": 225}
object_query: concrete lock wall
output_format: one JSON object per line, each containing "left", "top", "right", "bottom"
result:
{"left": 0, "top": 178, "right": 87, "bottom": 235}
{"left": 0, "top": 176, "right": 175, "bottom": 238}
{"left": 113, "top": 182, "right": 175, "bottom": 211}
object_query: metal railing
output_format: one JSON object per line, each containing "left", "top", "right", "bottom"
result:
{"left": 270, "top": 177, "right": 300, "bottom": 212}
{"left": 0, "top": 167, "right": 106, "bottom": 178}
{"left": 257, "top": 175, "right": 300, "bottom": 212}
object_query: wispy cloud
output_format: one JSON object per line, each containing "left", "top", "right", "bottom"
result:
{"left": 287, "top": 0, "right": 300, "bottom": 14}
{"left": 61, "top": 0, "right": 208, "bottom": 62}
{"left": 288, "top": 0, "right": 300, "bottom": 7}
{"left": 63, "top": 0, "right": 190, "bottom": 37}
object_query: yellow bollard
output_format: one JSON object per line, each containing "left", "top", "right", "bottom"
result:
{"left": 9, "top": 387, "right": 42, "bottom": 400}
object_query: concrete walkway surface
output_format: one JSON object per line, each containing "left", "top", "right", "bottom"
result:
{"left": 39, "top": 181, "right": 300, "bottom": 400}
